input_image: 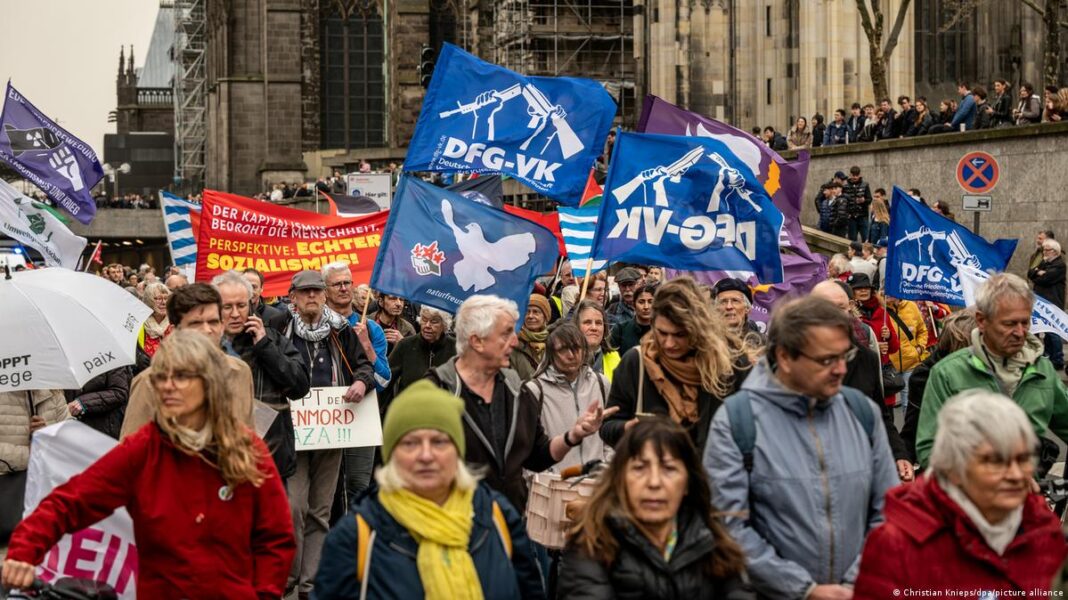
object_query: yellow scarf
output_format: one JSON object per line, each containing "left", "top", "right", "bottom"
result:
{"left": 378, "top": 486, "right": 483, "bottom": 600}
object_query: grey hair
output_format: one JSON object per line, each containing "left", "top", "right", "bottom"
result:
{"left": 141, "top": 281, "right": 170, "bottom": 307}
{"left": 929, "top": 389, "right": 1038, "bottom": 482}
{"left": 375, "top": 457, "right": 481, "bottom": 493}
{"left": 454, "top": 295, "right": 519, "bottom": 356}
{"left": 420, "top": 305, "right": 453, "bottom": 331}
{"left": 320, "top": 261, "right": 350, "bottom": 281}
{"left": 1044, "top": 239, "right": 1062, "bottom": 254}
{"left": 974, "top": 272, "right": 1033, "bottom": 318}
{"left": 210, "top": 270, "right": 253, "bottom": 300}
{"left": 827, "top": 254, "right": 851, "bottom": 277}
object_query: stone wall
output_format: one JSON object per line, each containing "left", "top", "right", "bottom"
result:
{"left": 389, "top": 1, "right": 430, "bottom": 149}
{"left": 204, "top": 0, "right": 307, "bottom": 196}
{"left": 784, "top": 122, "right": 1068, "bottom": 277}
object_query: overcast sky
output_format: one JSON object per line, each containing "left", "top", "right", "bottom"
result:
{"left": 0, "top": 1, "right": 160, "bottom": 154}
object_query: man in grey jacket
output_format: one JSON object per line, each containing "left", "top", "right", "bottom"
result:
{"left": 704, "top": 296, "right": 898, "bottom": 600}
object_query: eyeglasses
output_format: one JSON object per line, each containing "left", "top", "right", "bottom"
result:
{"left": 975, "top": 451, "right": 1035, "bottom": 475}
{"left": 149, "top": 370, "right": 199, "bottom": 389}
{"left": 328, "top": 280, "right": 353, "bottom": 290}
{"left": 797, "top": 347, "right": 857, "bottom": 368}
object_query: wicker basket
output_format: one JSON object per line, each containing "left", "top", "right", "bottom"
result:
{"left": 525, "top": 472, "right": 599, "bottom": 550}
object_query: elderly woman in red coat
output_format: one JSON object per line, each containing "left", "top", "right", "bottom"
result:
{"left": 1, "top": 330, "right": 295, "bottom": 598}
{"left": 854, "top": 390, "right": 1067, "bottom": 598}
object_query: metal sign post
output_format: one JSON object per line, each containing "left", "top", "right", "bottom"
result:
{"left": 961, "top": 194, "right": 992, "bottom": 235}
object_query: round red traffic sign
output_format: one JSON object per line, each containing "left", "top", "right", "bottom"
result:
{"left": 956, "top": 151, "right": 999, "bottom": 194}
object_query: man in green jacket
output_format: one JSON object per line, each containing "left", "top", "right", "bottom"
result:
{"left": 916, "top": 272, "right": 1068, "bottom": 467}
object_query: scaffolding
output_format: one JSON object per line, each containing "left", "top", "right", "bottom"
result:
{"left": 172, "top": 0, "right": 206, "bottom": 189}
{"left": 494, "top": 0, "right": 635, "bottom": 124}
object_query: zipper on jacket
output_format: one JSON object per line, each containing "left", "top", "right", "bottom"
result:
{"left": 570, "top": 378, "right": 584, "bottom": 465}
{"left": 807, "top": 406, "right": 835, "bottom": 581}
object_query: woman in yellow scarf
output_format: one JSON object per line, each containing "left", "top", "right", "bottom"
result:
{"left": 313, "top": 381, "right": 545, "bottom": 600}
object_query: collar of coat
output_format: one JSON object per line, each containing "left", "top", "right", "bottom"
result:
{"left": 883, "top": 474, "right": 1061, "bottom": 581}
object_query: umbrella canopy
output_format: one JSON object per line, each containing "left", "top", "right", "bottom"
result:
{"left": 0, "top": 268, "right": 152, "bottom": 392}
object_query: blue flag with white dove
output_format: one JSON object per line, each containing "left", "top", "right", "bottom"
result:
{"left": 370, "top": 176, "right": 560, "bottom": 320}
{"left": 404, "top": 43, "right": 616, "bottom": 205}
{"left": 589, "top": 131, "right": 785, "bottom": 283}
{"left": 885, "top": 187, "right": 1016, "bottom": 305}
{"left": 0, "top": 83, "right": 104, "bottom": 225}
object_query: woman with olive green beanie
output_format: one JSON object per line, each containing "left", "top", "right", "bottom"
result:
{"left": 313, "top": 381, "right": 546, "bottom": 600}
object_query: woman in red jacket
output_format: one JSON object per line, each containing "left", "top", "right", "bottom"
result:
{"left": 854, "top": 390, "right": 1067, "bottom": 598}
{"left": 1, "top": 330, "right": 295, "bottom": 599}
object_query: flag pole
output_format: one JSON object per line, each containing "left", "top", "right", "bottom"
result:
{"left": 578, "top": 269, "right": 592, "bottom": 304}
{"left": 360, "top": 288, "right": 373, "bottom": 322}
{"left": 83, "top": 240, "right": 102, "bottom": 272}
{"left": 158, "top": 191, "right": 175, "bottom": 266}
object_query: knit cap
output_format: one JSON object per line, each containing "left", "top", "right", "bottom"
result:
{"left": 381, "top": 380, "right": 466, "bottom": 461}
{"left": 528, "top": 294, "right": 552, "bottom": 320}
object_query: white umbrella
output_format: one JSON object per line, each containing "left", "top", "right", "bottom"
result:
{"left": 0, "top": 267, "right": 152, "bottom": 392}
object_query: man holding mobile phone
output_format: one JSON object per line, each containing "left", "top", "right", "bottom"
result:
{"left": 213, "top": 270, "right": 311, "bottom": 481}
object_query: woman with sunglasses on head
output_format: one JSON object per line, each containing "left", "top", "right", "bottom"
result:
{"left": 1, "top": 331, "right": 295, "bottom": 598}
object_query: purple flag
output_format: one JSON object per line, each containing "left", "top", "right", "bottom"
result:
{"left": 0, "top": 83, "right": 103, "bottom": 224}
{"left": 637, "top": 95, "right": 813, "bottom": 259}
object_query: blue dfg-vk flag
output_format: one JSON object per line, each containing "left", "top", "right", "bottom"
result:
{"left": 885, "top": 187, "right": 1017, "bottom": 305}
{"left": 371, "top": 176, "right": 560, "bottom": 319}
{"left": 404, "top": 43, "right": 616, "bottom": 205}
{"left": 0, "top": 83, "right": 104, "bottom": 224}
{"left": 590, "top": 132, "right": 785, "bottom": 283}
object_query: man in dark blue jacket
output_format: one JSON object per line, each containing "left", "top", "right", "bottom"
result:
{"left": 824, "top": 109, "right": 849, "bottom": 146}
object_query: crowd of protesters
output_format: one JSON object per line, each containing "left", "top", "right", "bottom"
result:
{"left": 760, "top": 80, "right": 1067, "bottom": 152}
{"left": 3, "top": 249, "right": 1068, "bottom": 599}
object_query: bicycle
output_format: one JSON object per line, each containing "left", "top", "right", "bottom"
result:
{"left": 1, "top": 578, "right": 117, "bottom": 600}
{"left": 1039, "top": 477, "right": 1068, "bottom": 524}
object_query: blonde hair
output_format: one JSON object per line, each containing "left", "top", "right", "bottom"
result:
{"left": 151, "top": 330, "right": 269, "bottom": 488}
{"left": 375, "top": 457, "right": 481, "bottom": 493}
{"left": 871, "top": 196, "right": 890, "bottom": 224}
{"left": 651, "top": 277, "right": 745, "bottom": 397}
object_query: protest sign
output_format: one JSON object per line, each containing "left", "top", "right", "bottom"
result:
{"left": 196, "top": 189, "right": 389, "bottom": 296}
{"left": 291, "top": 387, "right": 383, "bottom": 451}
{"left": 345, "top": 173, "right": 392, "bottom": 211}
{"left": 25, "top": 421, "right": 137, "bottom": 598}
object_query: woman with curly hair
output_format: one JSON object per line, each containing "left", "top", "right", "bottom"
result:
{"left": 2, "top": 330, "right": 295, "bottom": 597}
{"left": 559, "top": 417, "right": 753, "bottom": 599}
{"left": 600, "top": 277, "right": 750, "bottom": 451}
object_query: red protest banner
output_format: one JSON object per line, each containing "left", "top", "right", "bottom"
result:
{"left": 196, "top": 190, "right": 389, "bottom": 296}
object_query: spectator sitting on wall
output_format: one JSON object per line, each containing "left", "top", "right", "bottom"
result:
{"left": 877, "top": 98, "right": 897, "bottom": 139}
{"left": 894, "top": 95, "right": 917, "bottom": 137}
{"left": 1013, "top": 83, "right": 1042, "bottom": 125}
{"left": 824, "top": 109, "right": 849, "bottom": 146}
{"left": 846, "top": 102, "right": 866, "bottom": 142}
{"left": 906, "top": 97, "right": 936, "bottom": 136}
{"left": 762, "top": 126, "right": 788, "bottom": 151}
{"left": 811, "top": 113, "right": 826, "bottom": 148}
